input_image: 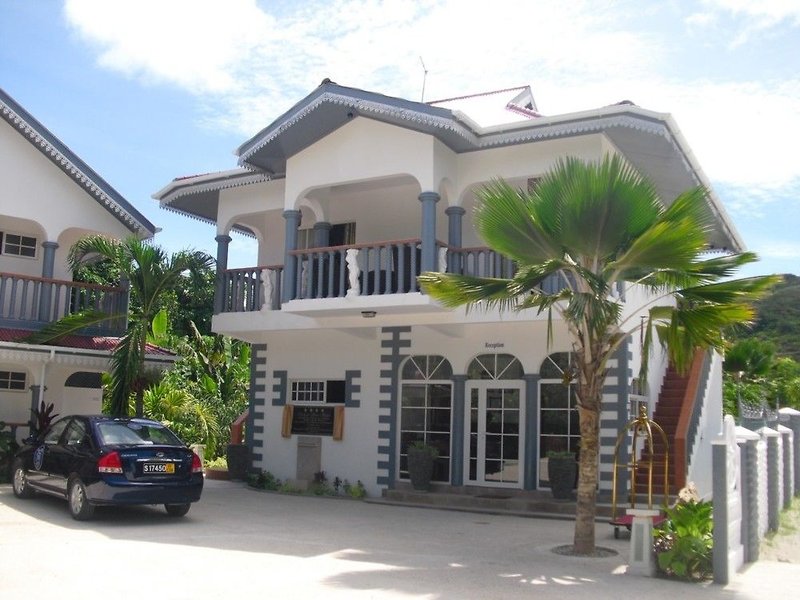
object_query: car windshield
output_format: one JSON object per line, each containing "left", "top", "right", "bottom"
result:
{"left": 96, "top": 421, "right": 184, "bottom": 447}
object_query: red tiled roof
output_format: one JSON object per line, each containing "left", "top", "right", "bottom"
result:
{"left": 0, "top": 328, "right": 175, "bottom": 356}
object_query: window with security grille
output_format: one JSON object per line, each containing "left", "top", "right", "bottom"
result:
{"left": 0, "top": 370, "right": 26, "bottom": 391}
{"left": 290, "top": 380, "right": 346, "bottom": 404}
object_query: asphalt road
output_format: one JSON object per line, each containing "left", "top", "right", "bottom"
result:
{"left": 1, "top": 480, "right": 796, "bottom": 599}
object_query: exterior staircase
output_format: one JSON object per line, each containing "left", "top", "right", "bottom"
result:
{"left": 632, "top": 365, "right": 688, "bottom": 498}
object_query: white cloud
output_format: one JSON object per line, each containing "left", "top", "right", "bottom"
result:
{"left": 690, "top": 0, "right": 800, "bottom": 46}
{"left": 62, "top": 0, "right": 800, "bottom": 195}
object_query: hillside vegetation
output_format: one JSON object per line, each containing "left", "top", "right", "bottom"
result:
{"left": 737, "top": 274, "right": 800, "bottom": 360}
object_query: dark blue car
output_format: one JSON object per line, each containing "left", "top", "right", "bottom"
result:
{"left": 12, "top": 415, "right": 203, "bottom": 520}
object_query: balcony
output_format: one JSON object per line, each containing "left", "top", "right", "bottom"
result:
{"left": 0, "top": 272, "right": 128, "bottom": 336}
{"left": 218, "top": 240, "right": 565, "bottom": 314}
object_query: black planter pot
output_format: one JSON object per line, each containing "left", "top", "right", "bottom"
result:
{"left": 548, "top": 456, "right": 577, "bottom": 500}
{"left": 226, "top": 444, "right": 249, "bottom": 480}
{"left": 407, "top": 447, "right": 436, "bottom": 491}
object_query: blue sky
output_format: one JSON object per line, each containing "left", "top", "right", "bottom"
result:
{"left": 1, "top": 0, "right": 798, "bottom": 277}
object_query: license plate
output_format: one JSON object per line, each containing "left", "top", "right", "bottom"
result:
{"left": 143, "top": 462, "right": 175, "bottom": 474}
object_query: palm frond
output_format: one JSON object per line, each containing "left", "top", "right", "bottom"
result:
{"left": 21, "top": 310, "right": 117, "bottom": 345}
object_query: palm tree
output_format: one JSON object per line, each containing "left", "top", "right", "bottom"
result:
{"left": 419, "top": 155, "right": 778, "bottom": 555}
{"left": 26, "top": 236, "right": 214, "bottom": 417}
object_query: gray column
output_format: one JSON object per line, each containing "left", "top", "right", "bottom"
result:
{"left": 282, "top": 210, "right": 302, "bottom": 302}
{"left": 712, "top": 439, "right": 730, "bottom": 584}
{"left": 763, "top": 428, "right": 780, "bottom": 531}
{"left": 738, "top": 435, "right": 760, "bottom": 563}
{"left": 213, "top": 234, "right": 231, "bottom": 314}
{"left": 38, "top": 241, "right": 59, "bottom": 321}
{"left": 313, "top": 221, "right": 332, "bottom": 248}
{"left": 29, "top": 385, "right": 43, "bottom": 437}
{"left": 419, "top": 191, "right": 440, "bottom": 274}
{"left": 523, "top": 374, "right": 540, "bottom": 489}
{"left": 445, "top": 206, "right": 464, "bottom": 273}
{"left": 450, "top": 375, "right": 467, "bottom": 487}
{"left": 779, "top": 408, "right": 800, "bottom": 495}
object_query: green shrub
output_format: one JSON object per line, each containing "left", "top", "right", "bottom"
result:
{"left": 205, "top": 456, "right": 228, "bottom": 469}
{"left": 247, "top": 470, "right": 282, "bottom": 490}
{"left": 654, "top": 483, "right": 713, "bottom": 581}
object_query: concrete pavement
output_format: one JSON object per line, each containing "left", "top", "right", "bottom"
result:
{"left": 0, "top": 480, "right": 797, "bottom": 599}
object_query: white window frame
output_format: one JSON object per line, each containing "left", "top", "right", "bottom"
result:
{"left": 0, "top": 370, "right": 27, "bottom": 392}
{"left": 1, "top": 231, "right": 38, "bottom": 259}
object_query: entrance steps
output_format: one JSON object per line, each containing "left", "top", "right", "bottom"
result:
{"left": 368, "top": 484, "right": 615, "bottom": 521}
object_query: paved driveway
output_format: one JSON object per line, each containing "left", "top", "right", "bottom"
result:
{"left": 0, "top": 481, "right": 796, "bottom": 599}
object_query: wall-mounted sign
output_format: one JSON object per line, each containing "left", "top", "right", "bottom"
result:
{"left": 484, "top": 342, "right": 505, "bottom": 349}
{"left": 290, "top": 406, "right": 336, "bottom": 436}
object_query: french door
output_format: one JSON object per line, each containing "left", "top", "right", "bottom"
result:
{"left": 465, "top": 382, "right": 523, "bottom": 487}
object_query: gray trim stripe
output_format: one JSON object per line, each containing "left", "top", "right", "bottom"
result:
{"left": 272, "top": 370, "right": 288, "bottom": 406}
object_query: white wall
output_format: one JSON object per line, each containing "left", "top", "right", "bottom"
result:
{"left": 254, "top": 320, "right": 574, "bottom": 497}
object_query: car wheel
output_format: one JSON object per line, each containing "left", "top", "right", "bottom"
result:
{"left": 164, "top": 503, "right": 191, "bottom": 517}
{"left": 68, "top": 477, "right": 95, "bottom": 521}
{"left": 12, "top": 461, "right": 35, "bottom": 499}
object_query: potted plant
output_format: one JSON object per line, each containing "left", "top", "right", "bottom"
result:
{"left": 547, "top": 450, "right": 577, "bottom": 500}
{"left": 407, "top": 441, "right": 438, "bottom": 491}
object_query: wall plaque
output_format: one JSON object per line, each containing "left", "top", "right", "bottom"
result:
{"left": 290, "top": 406, "right": 335, "bottom": 436}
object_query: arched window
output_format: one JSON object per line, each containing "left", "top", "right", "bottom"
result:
{"left": 539, "top": 352, "right": 580, "bottom": 484}
{"left": 399, "top": 355, "right": 453, "bottom": 482}
{"left": 466, "top": 353, "right": 523, "bottom": 380}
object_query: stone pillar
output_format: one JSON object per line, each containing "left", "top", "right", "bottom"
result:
{"left": 213, "top": 234, "right": 231, "bottom": 314}
{"left": 523, "top": 374, "right": 540, "bottom": 490}
{"left": 627, "top": 508, "right": 661, "bottom": 576}
{"left": 779, "top": 408, "right": 800, "bottom": 495}
{"left": 282, "top": 210, "right": 302, "bottom": 302}
{"left": 38, "top": 241, "right": 59, "bottom": 321}
{"left": 760, "top": 427, "right": 781, "bottom": 532}
{"left": 450, "top": 375, "right": 467, "bottom": 486}
{"left": 419, "top": 191, "right": 440, "bottom": 274}
{"left": 736, "top": 428, "right": 761, "bottom": 564}
{"left": 712, "top": 416, "right": 743, "bottom": 585}
{"left": 313, "top": 221, "right": 332, "bottom": 248}
{"left": 445, "top": 206, "right": 465, "bottom": 274}
{"left": 778, "top": 424, "right": 793, "bottom": 508}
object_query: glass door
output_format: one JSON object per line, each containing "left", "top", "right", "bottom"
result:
{"left": 466, "top": 382, "right": 522, "bottom": 487}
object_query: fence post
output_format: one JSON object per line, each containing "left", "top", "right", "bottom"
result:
{"left": 712, "top": 415, "right": 743, "bottom": 585}
{"left": 779, "top": 408, "right": 800, "bottom": 496}
{"left": 736, "top": 427, "right": 761, "bottom": 563}
{"left": 777, "top": 424, "right": 793, "bottom": 508}
{"left": 759, "top": 427, "right": 781, "bottom": 532}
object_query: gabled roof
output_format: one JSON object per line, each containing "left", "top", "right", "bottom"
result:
{"left": 162, "top": 80, "right": 743, "bottom": 252}
{"left": 0, "top": 87, "right": 156, "bottom": 238}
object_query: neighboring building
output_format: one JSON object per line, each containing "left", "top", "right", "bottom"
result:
{"left": 154, "top": 81, "right": 741, "bottom": 498}
{"left": 0, "top": 87, "right": 172, "bottom": 440}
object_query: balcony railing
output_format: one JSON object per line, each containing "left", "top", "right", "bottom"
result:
{"left": 219, "top": 241, "right": 567, "bottom": 313}
{"left": 0, "top": 272, "right": 128, "bottom": 336}
{"left": 220, "top": 265, "right": 283, "bottom": 313}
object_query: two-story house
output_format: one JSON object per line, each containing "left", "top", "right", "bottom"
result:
{"left": 154, "top": 81, "right": 741, "bottom": 498}
{"left": 0, "top": 87, "right": 172, "bottom": 439}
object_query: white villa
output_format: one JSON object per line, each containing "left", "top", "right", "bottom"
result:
{"left": 0, "top": 87, "right": 172, "bottom": 440}
{"left": 154, "top": 81, "right": 740, "bottom": 498}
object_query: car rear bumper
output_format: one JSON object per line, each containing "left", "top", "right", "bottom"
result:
{"left": 86, "top": 475, "right": 203, "bottom": 506}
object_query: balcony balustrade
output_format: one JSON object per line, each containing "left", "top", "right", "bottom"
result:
{"left": 218, "top": 240, "right": 567, "bottom": 313}
{"left": 0, "top": 272, "right": 128, "bottom": 336}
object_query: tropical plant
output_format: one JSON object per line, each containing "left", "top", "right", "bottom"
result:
{"left": 24, "top": 236, "right": 214, "bottom": 417}
{"left": 419, "top": 155, "right": 778, "bottom": 554}
{"left": 0, "top": 422, "right": 19, "bottom": 483}
{"left": 30, "top": 401, "right": 59, "bottom": 436}
{"left": 141, "top": 380, "right": 221, "bottom": 455}
{"left": 654, "top": 483, "right": 713, "bottom": 580}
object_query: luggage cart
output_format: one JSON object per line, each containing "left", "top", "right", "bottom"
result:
{"left": 610, "top": 404, "right": 669, "bottom": 538}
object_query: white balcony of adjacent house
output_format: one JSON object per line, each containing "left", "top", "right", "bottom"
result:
{"left": 0, "top": 271, "right": 128, "bottom": 337}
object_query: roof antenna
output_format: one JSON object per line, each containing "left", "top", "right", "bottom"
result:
{"left": 419, "top": 56, "right": 428, "bottom": 102}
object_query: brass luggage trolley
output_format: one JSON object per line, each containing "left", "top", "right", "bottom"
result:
{"left": 610, "top": 404, "right": 669, "bottom": 538}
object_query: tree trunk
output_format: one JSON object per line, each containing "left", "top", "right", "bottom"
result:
{"left": 573, "top": 379, "right": 602, "bottom": 555}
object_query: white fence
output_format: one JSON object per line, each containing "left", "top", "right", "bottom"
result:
{"left": 711, "top": 408, "right": 800, "bottom": 584}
